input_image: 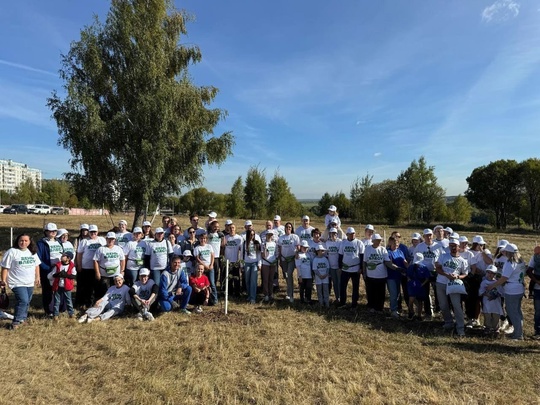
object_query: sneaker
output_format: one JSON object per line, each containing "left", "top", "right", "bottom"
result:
{"left": 145, "top": 312, "right": 155, "bottom": 322}
{"left": 136, "top": 313, "right": 144, "bottom": 321}
{"left": 390, "top": 311, "right": 400, "bottom": 319}
{"left": 285, "top": 295, "right": 291, "bottom": 300}
{"left": 263, "top": 296, "right": 269, "bottom": 302}
{"left": 500, "top": 319, "right": 509, "bottom": 332}
{"left": 171, "top": 301, "right": 180, "bottom": 310}
{"left": 504, "top": 326, "right": 515, "bottom": 335}
{"left": 78, "top": 314, "right": 88, "bottom": 324}
{"left": 471, "top": 319, "right": 480, "bottom": 328}
{"left": 53, "top": 316, "right": 59, "bottom": 322}
{"left": 180, "top": 308, "right": 191, "bottom": 315}
{"left": 194, "top": 306, "right": 203, "bottom": 314}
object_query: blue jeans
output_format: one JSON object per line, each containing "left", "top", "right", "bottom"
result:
{"left": 505, "top": 293, "right": 523, "bottom": 339}
{"left": 387, "top": 278, "right": 401, "bottom": 313}
{"left": 534, "top": 290, "right": 540, "bottom": 334}
{"left": 151, "top": 269, "right": 164, "bottom": 287}
{"left": 160, "top": 285, "right": 192, "bottom": 311}
{"left": 329, "top": 268, "right": 341, "bottom": 300}
{"left": 12, "top": 286, "right": 34, "bottom": 325}
{"left": 53, "top": 288, "right": 74, "bottom": 316}
{"left": 244, "top": 262, "right": 258, "bottom": 302}
{"left": 205, "top": 268, "right": 218, "bottom": 305}
{"left": 125, "top": 269, "right": 139, "bottom": 287}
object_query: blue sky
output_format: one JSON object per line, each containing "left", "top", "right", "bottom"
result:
{"left": 1, "top": 0, "right": 539, "bottom": 199}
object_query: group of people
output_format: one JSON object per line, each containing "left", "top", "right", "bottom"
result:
{"left": 0, "top": 205, "right": 538, "bottom": 340}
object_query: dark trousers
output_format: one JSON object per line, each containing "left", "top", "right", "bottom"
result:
{"left": 299, "top": 278, "right": 313, "bottom": 303}
{"left": 94, "top": 277, "right": 113, "bottom": 302}
{"left": 465, "top": 275, "right": 481, "bottom": 320}
{"left": 365, "top": 276, "right": 387, "bottom": 311}
{"left": 340, "top": 271, "right": 360, "bottom": 307}
{"left": 40, "top": 268, "right": 53, "bottom": 314}
{"left": 399, "top": 274, "right": 409, "bottom": 311}
{"left": 228, "top": 264, "right": 241, "bottom": 297}
{"left": 76, "top": 268, "right": 95, "bottom": 309}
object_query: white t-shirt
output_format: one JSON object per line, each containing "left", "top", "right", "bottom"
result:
{"left": 413, "top": 242, "right": 442, "bottom": 272}
{"left": 324, "top": 214, "right": 341, "bottom": 228}
{"left": 115, "top": 231, "right": 133, "bottom": 248}
{"left": 207, "top": 232, "right": 223, "bottom": 258}
{"left": 145, "top": 239, "right": 173, "bottom": 271}
{"left": 470, "top": 250, "right": 492, "bottom": 276}
{"left": 363, "top": 245, "right": 389, "bottom": 279}
{"left": 94, "top": 245, "right": 125, "bottom": 277}
{"left": 295, "top": 252, "right": 312, "bottom": 279}
{"left": 528, "top": 256, "right": 540, "bottom": 291}
{"left": 0, "top": 248, "right": 41, "bottom": 289}
{"left": 44, "top": 238, "right": 63, "bottom": 266}
{"left": 312, "top": 256, "right": 330, "bottom": 284}
{"left": 479, "top": 278, "right": 503, "bottom": 315}
{"left": 123, "top": 240, "right": 147, "bottom": 271}
{"left": 338, "top": 238, "right": 365, "bottom": 273}
{"left": 295, "top": 226, "right": 314, "bottom": 242}
{"left": 501, "top": 261, "right": 526, "bottom": 295}
{"left": 103, "top": 284, "right": 131, "bottom": 310}
{"left": 223, "top": 234, "right": 243, "bottom": 263}
{"left": 262, "top": 241, "right": 278, "bottom": 265}
{"left": 278, "top": 234, "right": 300, "bottom": 259}
{"left": 436, "top": 253, "right": 469, "bottom": 285}
{"left": 194, "top": 244, "right": 214, "bottom": 267}
{"left": 325, "top": 239, "right": 341, "bottom": 269}
{"left": 77, "top": 237, "right": 106, "bottom": 269}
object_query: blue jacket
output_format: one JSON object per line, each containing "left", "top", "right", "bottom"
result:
{"left": 159, "top": 268, "right": 189, "bottom": 299}
{"left": 37, "top": 238, "right": 52, "bottom": 273}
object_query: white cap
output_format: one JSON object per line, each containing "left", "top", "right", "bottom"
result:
{"left": 139, "top": 268, "right": 150, "bottom": 276}
{"left": 413, "top": 252, "right": 424, "bottom": 264}
{"left": 411, "top": 233, "right": 421, "bottom": 240}
{"left": 472, "top": 235, "right": 486, "bottom": 245}
{"left": 346, "top": 227, "right": 355, "bottom": 234}
{"left": 89, "top": 225, "right": 98, "bottom": 232}
{"left": 45, "top": 223, "right": 57, "bottom": 231}
{"left": 244, "top": 220, "right": 253, "bottom": 226}
{"left": 273, "top": 215, "right": 281, "bottom": 221}
{"left": 119, "top": 220, "right": 127, "bottom": 226}
{"left": 133, "top": 227, "right": 142, "bottom": 233}
{"left": 302, "top": 215, "right": 310, "bottom": 220}
{"left": 497, "top": 239, "right": 508, "bottom": 248}
{"left": 328, "top": 205, "right": 337, "bottom": 211}
{"left": 208, "top": 211, "right": 217, "bottom": 218}
{"left": 458, "top": 236, "right": 469, "bottom": 243}
{"left": 155, "top": 227, "right": 164, "bottom": 233}
{"left": 329, "top": 228, "right": 338, "bottom": 233}
{"left": 485, "top": 265, "right": 498, "bottom": 273}
{"left": 365, "top": 224, "right": 374, "bottom": 231}
{"left": 372, "top": 233, "right": 382, "bottom": 240}
{"left": 300, "top": 240, "right": 310, "bottom": 248}
{"left": 142, "top": 221, "right": 151, "bottom": 227}
{"left": 449, "top": 232, "right": 460, "bottom": 240}
{"left": 423, "top": 228, "right": 433, "bottom": 235}
{"left": 316, "top": 244, "right": 326, "bottom": 251}
{"left": 106, "top": 232, "right": 116, "bottom": 239}
{"left": 80, "top": 223, "right": 89, "bottom": 230}
{"left": 114, "top": 273, "right": 124, "bottom": 280}
{"left": 225, "top": 219, "right": 233, "bottom": 226}
{"left": 444, "top": 227, "right": 453, "bottom": 234}
{"left": 433, "top": 225, "right": 443, "bottom": 231}
{"left": 182, "top": 250, "right": 192, "bottom": 257}
{"left": 448, "top": 238, "right": 459, "bottom": 245}
{"left": 503, "top": 243, "right": 518, "bottom": 253}
{"left": 56, "top": 228, "right": 68, "bottom": 238}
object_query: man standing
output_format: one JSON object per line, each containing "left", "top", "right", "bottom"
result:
{"left": 295, "top": 215, "right": 314, "bottom": 242}
{"left": 338, "top": 227, "right": 365, "bottom": 309}
{"left": 37, "top": 223, "right": 63, "bottom": 315}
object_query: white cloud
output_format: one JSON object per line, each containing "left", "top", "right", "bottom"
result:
{"left": 482, "top": 0, "right": 520, "bottom": 23}
{"left": 374, "top": 152, "right": 382, "bottom": 157}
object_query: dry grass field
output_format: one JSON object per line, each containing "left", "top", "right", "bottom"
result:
{"left": 0, "top": 214, "right": 539, "bottom": 404}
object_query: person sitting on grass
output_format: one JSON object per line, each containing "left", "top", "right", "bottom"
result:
{"left": 189, "top": 263, "right": 210, "bottom": 314}
{"left": 48, "top": 251, "right": 77, "bottom": 321}
{"left": 406, "top": 253, "right": 431, "bottom": 320}
{"left": 78, "top": 274, "right": 131, "bottom": 323}
{"left": 129, "top": 268, "right": 158, "bottom": 321}
{"left": 158, "top": 255, "right": 192, "bottom": 315}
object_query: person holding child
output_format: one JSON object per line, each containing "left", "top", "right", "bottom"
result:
{"left": 479, "top": 265, "right": 503, "bottom": 335}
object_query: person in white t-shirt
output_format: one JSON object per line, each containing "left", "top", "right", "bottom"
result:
{"left": 361, "top": 224, "right": 375, "bottom": 246}
{"left": 479, "top": 265, "right": 503, "bottom": 334}
{"left": 261, "top": 231, "right": 278, "bottom": 302}
{"left": 93, "top": 232, "right": 126, "bottom": 299}
{"left": 76, "top": 225, "right": 106, "bottom": 309}
{"left": 115, "top": 220, "right": 133, "bottom": 248}
{"left": 325, "top": 228, "right": 342, "bottom": 302}
{"left": 277, "top": 222, "right": 300, "bottom": 302}
{"left": 465, "top": 235, "right": 493, "bottom": 328}
{"left": 312, "top": 245, "right": 330, "bottom": 307}
{"left": 222, "top": 224, "right": 243, "bottom": 296}
{"left": 363, "top": 234, "right": 391, "bottom": 314}
{"left": 144, "top": 227, "right": 174, "bottom": 287}
{"left": 78, "top": 274, "right": 131, "bottom": 323}
{"left": 338, "top": 227, "right": 365, "bottom": 309}
{"left": 295, "top": 215, "right": 314, "bottom": 243}
{"left": 325, "top": 205, "right": 341, "bottom": 229}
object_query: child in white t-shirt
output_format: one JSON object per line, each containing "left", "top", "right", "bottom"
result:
{"left": 479, "top": 265, "right": 503, "bottom": 334}
{"left": 312, "top": 245, "right": 330, "bottom": 307}
{"left": 295, "top": 241, "right": 312, "bottom": 304}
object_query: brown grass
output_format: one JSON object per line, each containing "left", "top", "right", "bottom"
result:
{"left": 0, "top": 215, "right": 539, "bottom": 404}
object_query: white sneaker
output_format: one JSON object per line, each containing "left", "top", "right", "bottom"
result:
{"left": 78, "top": 314, "right": 88, "bottom": 324}
{"left": 504, "top": 326, "right": 515, "bottom": 335}
{"left": 136, "top": 313, "right": 144, "bottom": 321}
{"left": 145, "top": 312, "right": 155, "bottom": 321}
{"left": 391, "top": 311, "right": 400, "bottom": 319}
{"left": 500, "top": 319, "right": 509, "bottom": 332}
{"left": 194, "top": 306, "right": 203, "bottom": 314}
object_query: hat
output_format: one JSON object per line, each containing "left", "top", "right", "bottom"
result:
{"left": 503, "top": 243, "right": 518, "bottom": 253}
{"left": 56, "top": 228, "right": 68, "bottom": 238}
{"left": 372, "top": 233, "right": 382, "bottom": 240}
{"left": 133, "top": 227, "right": 142, "bottom": 234}
{"left": 80, "top": 223, "right": 89, "bottom": 230}
{"left": 329, "top": 228, "right": 338, "bottom": 233}
{"left": 89, "top": 225, "right": 98, "bottom": 232}
{"left": 155, "top": 227, "right": 164, "bottom": 234}
{"left": 413, "top": 252, "right": 424, "bottom": 264}
{"left": 448, "top": 238, "right": 459, "bottom": 245}
{"left": 346, "top": 227, "right": 355, "bottom": 234}
{"left": 208, "top": 211, "right": 217, "bottom": 218}
{"left": 45, "top": 223, "right": 57, "bottom": 231}
{"left": 472, "top": 235, "right": 486, "bottom": 245}
{"left": 273, "top": 215, "right": 281, "bottom": 221}
{"left": 423, "top": 229, "right": 433, "bottom": 235}
{"left": 449, "top": 232, "right": 460, "bottom": 240}
{"left": 106, "top": 232, "right": 116, "bottom": 239}
{"left": 142, "top": 221, "right": 151, "bottom": 227}
{"left": 61, "top": 251, "right": 74, "bottom": 261}
{"left": 316, "top": 244, "right": 326, "bottom": 251}
{"left": 114, "top": 274, "right": 124, "bottom": 280}
{"left": 119, "top": 220, "right": 127, "bottom": 226}
{"left": 433, "top": 225, "right": 443, "bottom": 231}
{"left": 329, "top": 219, "right": 338, "bottom": 225}
{"left": 244, "top": 220, "right": 253, "bottom": 226}
{"left": 182, "top": 250, "right": 192, "bottom": 257}
{"left": 265, "top": 230, "right": 275, "bottom": 238}
{"left": 196, "top": 229, "right": 206, "bottom": 237}
{"left": 328, "top": 205, "right": 337, "bottom": 212}
{"left": 444, "top": 227, "right": 453, "bottom": 234}
{"left": 365, "top": 224, "right": 374, "bottom": 231}
{"left": 300, "top": 240, "right": 310, "bottom": 248}
{"left": 485, "top": 265, "right": 498, "bottom": 273}
{"left": 411, "top": 233, "right": 421, "bottom": 240}
{"left": 225, "top": 219, "right": 233, "bottom": 226}
{"left": 302, "top": 215, "right": 310, "bottom": 220}
{"left": 139, "top": 268, "right": 150, "bottom": 276}
{"left": 497, "top": 239, "right": 508, "bottom": 249}
{"left": 458, "top": 236, "right": 469, "bottom": 243}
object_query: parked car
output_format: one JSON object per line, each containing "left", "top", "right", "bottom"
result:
{"left": 3, "top": 204, "right": 28, "bottom": 214}
{"left": 51, "top": 207, "right": 66, "bottom": 215}
{"left": 28, "top": 204, "right": 51, "bottom": 214}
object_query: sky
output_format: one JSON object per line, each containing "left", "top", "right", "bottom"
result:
{"left": 1, "top": 0, "right": 539, "bottom": 199}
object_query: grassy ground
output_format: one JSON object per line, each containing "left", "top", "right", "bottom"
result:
{"left": 0, "top": 215, "right": 539, "bottom": 404}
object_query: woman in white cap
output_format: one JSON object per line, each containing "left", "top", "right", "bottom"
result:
{"left": 277, "top": 222, "right": 300, "bottom": 302}
{"left": 325, "top": 205, "right": 341, "bottom": 229}
{"left": 37, "top": 223, "right": 62, "bottom": 315}
{"left": 56, "top": 229, "right": 75, "bottom": 258}
{"left": 141, "top": 221, "right": 154, "bottom": 241}
{"left": 486, "top": 243, "right": 526, "bottom": 340}
{"left": 144, "top": 227, "right": 173, "bottom": 287}
{"left": 325, "top": 227, "right": 342, "bottom": 302}
{"left": 261, "top": 230, "right": 278, "bottom": 302}
{"left": 115, "top": 220, "right": 132, "bottom": 248}
{"left": 78, "top": 274, "right": 131, "bottom": 323}
{"left": 73, "top": 224, "right": 89, "bottom": 252}
{"left": 93, "top": 232, "right": 126, "bottom": 299}
{"left": 123, "top": 227, "right": 147, "bottom": 286}
{"left": 76, "top": 225, "right": 105, "bottom": 309}
{"left": 465, "top": 235, "right": 493, "bottom": 328}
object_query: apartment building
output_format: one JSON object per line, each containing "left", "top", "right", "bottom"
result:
{"left": 0, "top": 159, "right": 42, "bottom": 193}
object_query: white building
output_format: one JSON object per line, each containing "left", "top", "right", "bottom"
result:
{"left": 0, "top": 159, "right": 42, "bottom": 194}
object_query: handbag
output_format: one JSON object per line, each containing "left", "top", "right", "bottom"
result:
{"left": 446, "top": 279, "right": 467, "bottom": 295}
{"left": 0, "top": 287, "right": 9, "bottom": 309}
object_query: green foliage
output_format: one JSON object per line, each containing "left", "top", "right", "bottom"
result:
{"left": 47, "top": 0, "right": 233, "bottom": 227}
{"left": 40, "top": 179, "right": 74, "bottom": 206}
{"left": 178, "top": 188, "right": 226, "bottom": 216}
{"left": 465, "top": 159, "right": 521, "bottom": 230}
{"left": 226, "top": 176, "right": 246, "bottom": 218}
{"left": 350, "top": 174, "right": 375, "bottom": 222}
{"left": 267, "top": 171, "right": 302, "bottom": 218}
{"left": 519, "top": 158, "right": 540, "bottom": 230}
{"left": 14, "top": 178, "right": 39, "bottom": 203}
{"left": 244, "top": 166, "right": 267, "bottom": 219}
{"left": 314, "top": 192, "right": 351, "bottom": 218}
{"left": 446, "top": 195, "right": 472, "bottom": 224}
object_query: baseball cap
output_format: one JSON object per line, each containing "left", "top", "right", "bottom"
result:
{"left": 372, "top": 233, "right": 382, "bottom": 240}
{"left": 328, "top": 205, "right": 337, "bottom": 212}
{"left": 365, "top": 224, "right": 374, "bottom": 231}
{"left": 485, "top": 265, "right": 498, "bottom": 273}
{"left": 142, "top": 221, "right": 151, "bottom": 227}
{"left": 208, "top": 211, "right": 217, "bottom": 218}
{"left": 274, "top": 215, "right": 281, "bottom": 221}
{"left": 444, "top": 227, "right": 453, "bottom": 234}
{"left": 61, "top": 251, "right": 74, "bottom": 261}
{"left": 45, "top": 223, "right": 57, "bottom": 231}
{"left": 433, "top": 225, "right": 443, "bottom": 231}
{"left": 302, "top": 215, "right": 310, "bottom": 220}
{"left": 106, "top": 232, "right": 116, "bottom": 239}
{"left": 89, "top": 225, "right": 98, "bottom": 232}
{"left": 182, "top": 250, "right": 192, "bottom": 257}
{"left": 449, "top": 232, "right": 460, "bottom": 240}
{"left": 155, "top": 227, "right": 164, "bottom": 233}
{"left": 114, "top": 274, "right": 124, "bottom": 280}
{"left": 411, "top": 233, "right": 421, "bottom": 240}
{"left": 133, "top": 227, "right": 142, "bottom": 233}
{"left": 316, "top": 244, "right": 326, "bottom": 251}
{"left": 244, "top": 220, "right": 253, "bottom": 226}
{"left": 329, "top": 228, "right": 338, "bottom": 233}
{"left": 56, "top": 228, "right": 68, "bottom": 238}
{"left": 346, "top": 227, "right": 355, "bottom": 234}
{"left": 80, "top": 223, "right": 89, "bottom": 230}
{"left": 300, "top": 240, "right": 310, "bottom": 248}
{"left": 448, "top": 238, "right": 459, "bottom": 245}
{"left": 225, "top": 219, "right": 233, "bottom": 226}
{"left": 119, "top": 220, "right": 127, "bottom": 226}
{"left": 423, "top": 229, "right": 433, "bottom": 235}
{"left": 413, "top": 252, "right": 424, "bottom": 264}
{"left": 139, "top": 268, "right": 150, "bottom": 276}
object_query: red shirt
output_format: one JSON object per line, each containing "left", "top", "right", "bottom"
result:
{"left": 190, "top": 274, "right": 210, "bottom": 290}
